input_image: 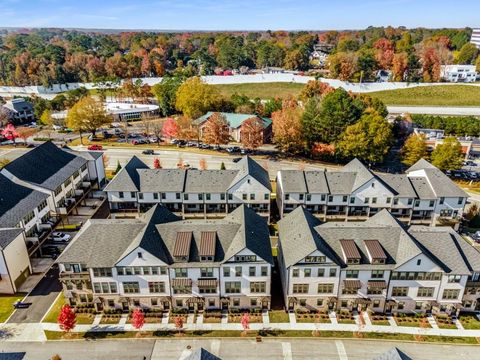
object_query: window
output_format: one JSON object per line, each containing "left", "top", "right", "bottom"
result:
{"left": 261, "top": 266, "right": 268, "bottom": 276}
{"left": 372, "top": 197, "right": 377, "bottom": 204}
{"left": 93, "top": 282, "right": 117, "bottom": 294}
{"left": 317, "top": 284, "right": 334, "bottom": 294}
{"left": 292, "top": 284, "right": 309, "bottom": 294}
{"left": 173, "top": 284, "right": 192, "bottom": 294}
{"left": 149, "top": 282, "right": 165, "bottom": 293}
{"left": 371, "top": 270, "right": 384, "bottom": 279}
{"left": 264, "top": 193, "right": 269, "bottom": 200}
{"left": 201, "top": 268, "right": 214, "bottom": 277}
{"left": 429, "top": 200, "right": 435, "bottom": 207}
{"left": 235, "top": 266, "right": 242, "bottom": 277}
{"left": 251, "top": 299, "right": 257, "bottom": 307}
{"left": 176, "top": 300, "right": 183, "bottom": 307}
{"left": 137, "top": 252, "right": 143, "bottom": 259}
{"left": 184, "top": 194, "right": 189, "bottom": 200}
{"left": 130, "top": 192, "right": 135, "bottom": 198}
{"left": 304, "top": 256, "right": 326, "bottom": 263}
{"left": 176, "top": 193, "right": 181, "bottom": 200}
{"left": 342, "top": 288, "right": 357, "bottom": 295}
{"left": 318, "top": 268, "right": 325, "bottom": 277}
{"left": 233, "top": 298, "right": 240, "bottom": 306}
{"left": 208, "top": 299, "right": 215, "bottom": 307}
{"left": 225, "top": 282, "right": 241, "bottom": 293}
{"left": 206, "top": 194, "right": 211, "bottom": 201}
{"left": 242, "top": 194, "right": 247, "bottom": 200}
{"left": 250, "top": 282, "right": 266, "bottom": 293}
{"left": 304, "top": 268, "right": 311, "bottom": 277}
{"left": 23, "top": 211, "right": 35, "bottom": 224}
{"left": 328, "top": 195, "right": 333, "bottom": 202}
{"left": 458, "top": 197, "right": 463, "bottom": 205}
{"left": 151, "top": 299, "right": 158, "bottom": 306}
{"left": 138, "top": 193, "right": 144, "bottom": 200}
{"left": 448, "top": 275, "right": 462, "bottom": 283}
{"left": 342, "top": 196, "right": 348, "bottom": 202}
{"left": 414, "top": 200, "right": 420, "bottom": 207}
{"left": 329, "top": 268, "right": 337, "bottom": 277}
{"left": 199, "top": 286, "right": 217, "bottom": 294}
{"left": 93, "top": 268, "right": 112, "bottom": 277}
{"left": 249, "top": 267, "right": 256, "bottom": 276}
{"left": 285, "top": 194, "right": 290, "bottom": 200}
{"left": 250, "top": 194, "right": 255, "bottom": 200}
{"left": 198, "top": 194, "right": 203, "bottom": 200}
{"left": 439, "top": 197, "right": 445, "bottom": 205}
{"left": 367, "top": 287, "right": 383, "bottom": 295}
{"left": 221, "top": 193, "right": 225, "bottom": 200}
{"left": 292, "top": 269, "right": 299, "bottom": 277}
{"left": 393, "top": 198, "right": 399, "bottom": 205}
{"left": 321, "top": 195, "right": 326, "bottom": 201}
{"left": 391, "top": 272, "right": 441, "bottom": 281}
{"left": 350, "top": 197, "right": 355, "bottom": 204}
{"left": 391, "top": 287, "right": 408, "bottom": 297}
{"left": 306, "top": 194, "right": 311, "bottom": 201}
{"left": 223, "top": 267, "right": 230, "bottom": 277}
{"left": 123, "top": 282, "right": 140, "bottom": 294}
{"left": 417, "top": 287, "right": 434, "bottom": 297}
{"left": 143, "top": 267, "right": 151, "bottom": 275}
{"left": 317, "top": 299, "right": 324, "bottom": 306}
{"left": 406, "top": 198, "right": 412, "bottom": 205}
{"left": 228, "top": 194, "right": 233, "bottom": 200}
{"left": 234, "top": 255, "right": 257, "bottom": 262}
{"left": 174, "top": 268, "right": 188, "bottom": 278}
{"left": 417, "top": 259, "right": 421, "bottom": 266}
{"left": 299, "top": 194, "right": 304, "bottom": 201}
{"left": 442, "top": 289, "right": 460, "bottom": 300}
{"left": 153, "top": 193, "right": 159, "bottom": 200}
{"left": 364, "top": 197, "right": 369, "bottom": 204}
{"left": 386, "top": 197, "right": 391, "bottom": 204}
{"left": 345, "top": 270, "right": 359, "bottom": 278}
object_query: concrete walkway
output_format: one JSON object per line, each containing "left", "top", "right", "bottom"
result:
{"left": 262, "top": 311, "right": 269, "bottom": 325}
{"left": 453, "top": 317, "right": 464, "bottom": 330}
{"left": 288, "top": 312, "right": 296, "bottom": 324}
{"left": 328, "top": 311, "right": 338, "bottom": 325}
{"left": 427, "top": 315, "right": 439, "bottom": 329}
{"left": 387, "top": 315, "right": 397, "bottom": 327}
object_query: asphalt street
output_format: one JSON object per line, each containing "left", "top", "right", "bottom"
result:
{"left": 0, "top": 338, "right": 478, "bottom": 359}
{"left": 7, "top": 265, "right": 62, "bottom": 324}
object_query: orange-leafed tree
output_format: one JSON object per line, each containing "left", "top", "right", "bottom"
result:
{"left": 201, "top": 112, "right": 230, "bottom": 145}
{"left": 153, "top": 158, "right": 162, "bottom": 169}
{"left": 57, "top": 304, "right": 76, "bottom": 333}
{"left": 420, "top": 47, "right": 441, "bottom": 82}
{"left": 312, "top": 143, "right": 335, "bottom": 158}
{"left": 299, "top": 80, "right": 334, "bottom": 102}
{"left": 174, "top": 315, "right": 184, "bottom": 335}
{"left": 199, "top": 158, "right": 207, "bottom": 170}
{"left": 241, "top": 117, "right": 264, "bottom": 150}
{"left": 272, "top": 99, "right": 304, "bottom": 154}
{"left": 374, "top": 38, "right": 395, "bottom": 69}
{"left": 162, "top": 117, "right": 178, "bottom": 139}
{"left": 177, "top": 116, "right": 198, "bottom": 141}
{"left": 392, "top": 52, "right": 408, "bottom": 81}
{"left": 241, "top": 312, "right": 250, "bottom": 336}
{"left": 131, "top": 308, "right": 145, "bottom": 330}
{"left": 16, "top": 127, "right": 37, "bottom": 145}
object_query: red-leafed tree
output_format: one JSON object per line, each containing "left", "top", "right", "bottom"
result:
{"left": 241, "top": 312, "right": 250, "bottom": 333}
{"left": 374, "top": 38, "right": 395, "bottom": 69}
{"left": 421, "top": 47, "right": 441, "bottom": 82}
{"left": 162, "top": 117, "right": 178, "bottom": 139}
{"left": 1, "top": 123, "right": 19, "bottom": 145}
{"left": 153, "top": 158, "right": 162, "bottom": 169}
{"left": 131, "top": 308, "right": 145, "bottom": 330}
{"left": 392, "top": 52, "right": 408, "bottom": 81}
{"left": 16, "top": 127, "right": 37, "bottom": 145}
{"left": 57, "top": 304, "right": 76, "bottom": 333}
{"left": 241, "top": 117, "right": 264, "bottom": 150}
{"left": 312, "top": 143, "right": 335, "bottom": 158}
{"left": 174, "top": 315, "right": 184, "bottom": 335}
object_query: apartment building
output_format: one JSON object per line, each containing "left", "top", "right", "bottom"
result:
{"left": 0, "top": 229, "right": 31, "bottom": 294}
{"left": 471, "top": 28, "right": 480, "bottom": 49}
{"left": 278, "top": 207, "right": 480, "bottom": 314}
{"left": 105, "top": 156, "right": 272, "bottom": 220}
{"left": 57, "top": 204, "right": 273, "bottom": 312}
{"left": 276, "top": 158, "right": 467, "bottom": 227}
{"left": 440, "top": 65, "right": 477, "bottom": 83}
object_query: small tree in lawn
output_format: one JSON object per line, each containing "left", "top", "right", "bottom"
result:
{"left": 132, "top": 308, "right": 145, "bottom": 334}
{"left": 1, "top": 123, "right": 19, "bottom": 146}
{"left": 114, "top": 161, "right": 122, "bottom": 175}
{"left": 220, "top": 162, "right": 226, "bottom": 170}
{"left": 241, "top": 117, "right": 264, "bottom": 150}
{"left": 153, "top": 158, "right": 162, "bottom": 169}
{"left": 162, "top": 117, "right": 178, "bottom": 140}
{"left": 16, "top": 126, "right": 37, "bottom": 145}
{"left": 199, "top": 158, "right": 207, "bottom": 170}
{"left": 241, "top": 312, "right": 250, "bottom": 336}
{"left": 57, "top": 304, "right": 76, "bottom": 334}
{"left": 174, "top": 315, "right": 184, "bottom": 335}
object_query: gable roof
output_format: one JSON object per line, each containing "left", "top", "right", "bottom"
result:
{"left": 2, "top": 141, "right": 87, "bottom": 190}
{"left": 104, "top": 156, "right": 148, "bottom": 192}
{"left": 304, "top": 170, "right": 329, "bottom": 194}
{"left": 0, "top": 228, "right": 24, "bottom": 250}
{"left": 342, "top": 158, "right": 375, "bottom": 191}
{"left": 0, "top": 173, "right": 49, "bottom": 228}
{"left": 406, "top": 158, "right": 437, "bottom": 173}
{"left": 421, "top": 168, "right": 468, "bottom": 198}
{"left": 408, "top": 177, "right": 436, "bottom": 199}
{"left": 138, "top": 168, "right": 186, "bottom": 192}
{"left": 377, "top": 174, "right": 417, "bottom": 198}
{"left": 196, "top": 112, "right": 271, "bottom": 129}
{"left": 185, "top": 170, "right": 238, "bottom": 193}
{"left": 325, "top": 171, "right": 356, "bottom": 194}
{"left": 277, "top": 170, "right": 307, "bottom": 193}
{"left": 374, "top": 347, "right": 412, "bottom": 360}
{"left": 229, "top": 156, "right": 271, "bottom": 191}
{"left": 184, "top": 348, "right": 221, "bottom": 360}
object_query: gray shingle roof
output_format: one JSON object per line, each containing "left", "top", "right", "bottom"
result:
{"left": 2, "top": 141, "right": 87, "bottom": 190}
{"left": 374, "top": 347, "right": 412, "bottom": 360}
{"left": 343, "top": 158, "right": 375, "bottom": 191}
{"left": 230, "top": 156, "right": 271, "bottom": 191}
{"left": 377, "top": 174, "right": 417, "bottom": 198}
{"left": 304, "top": 170, "right": 329, "bottom": 193}
{"left": 104, "top": 156, "right": 149, "bottom": 192}
{"left": 406, "top": 158, "right": 437, "bottom": 173}
{"left": 0, "top": 173, "right": 49, "bottom": 228}
{"left": 325, "top": 172, "right": 356, "bottom": 194}
{"left": 421, "top": 168, "right": 467, "bottom": 198}
{"left": 277, "top": 170, "right": 307, "bottom": 193}
{"left": 184, "top": 348, "right": 221, "bottom": 360}
{"left": 138, "top": 169, "right": 186, "bottom": 192}
{"left": 408, "top": 177, "right": 436, "bottom": 199}
{"left": 0, "top": 228, "right": 24, "bottom": 250}
{"left": 185, "top": 170, "right": 237, "bottom": 193}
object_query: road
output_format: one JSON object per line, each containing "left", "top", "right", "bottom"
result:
{"left": 7, "top": 266, "right": 62, "bottom": 324}
{"left": 0, "top": 338, "right": 478, "bottom": 359}
{"left": 387, "top": 106, "right": 480, "bottom": 116}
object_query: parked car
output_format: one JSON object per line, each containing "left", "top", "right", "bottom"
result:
{"left": 13, "top": 301, "right": 31, "bottom": 309}
{"left": 226, "top": 146, "right": 240, "bottom": 153}
{"left": 232, "top": 157, "right": 242, "bottom": 163}
{"left": 52, "top": 124, "right": 63, "bottom": 131}
{"left": 200, "top": 143, "right": 211, "bottom": 149}
{"left": 148, "top": 136, "right": 159, "bottom": 143}
{"left": 142, "top": 149, "right": 154, "bottom": 155}
{"left": 41, "top": 245, "right": 61, "bottom": 259}
{"left": 50, "top": 232, "right": 72, "bottom": 242}
{"left": 132, "top": 139, "right": 148, "bottom": 145}
{"left": 87, "top": 144, "right": 103, "bottom": 151}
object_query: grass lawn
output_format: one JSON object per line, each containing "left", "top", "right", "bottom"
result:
{"left": 458, "top": 315, "right": 480, "bottom": 329}
{"left": 0, "top": 293, "right": 27, "bottom": 323}
{"left": 213, "top": 82, "right": 304, "bottom": 99}
{"left": 337, "top": 319, "right": 356, "bottom": 324}
{"left": 228, "top": 314, "right": 262, "bottom": 323}
{"left": 99, "top": 316, "right": 122, "bottom": 325}
{"left": 76, "top": 313, "right": 95, "bottom": 325}
{"left": 434, "top": 315, "right": 457, "bottom": 329}
{"left": 42, "top": 295, "right": 65, "bottom": 323}
{"left": 268, "top": 310, "right": 290, "bottom": 323}
{"left": 394, "top": 316, "right": 431, "bottom": 328}
{"left": 368, "top": 85, "right": 480, "bottom": 106}
{"left": 369, "top": 313, "right": 390, "bottom": 326}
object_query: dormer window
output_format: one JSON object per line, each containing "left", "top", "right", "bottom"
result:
{"left": 304, "top": 256, "right": 326, "bottom": 263}
{"left": 173, "top": 231, "right": 192, "bottom": 262}
{"left": 363, "top": 240, "right": 387, "bottom": 265}
{"left": 340, "top": 239, "right": 361, "bottom": 265}
{"left": 199, "top": 232, "right": 216, "bottom": 262}
{"left": 137, "top": 252, "right": 143, "bottom": 259}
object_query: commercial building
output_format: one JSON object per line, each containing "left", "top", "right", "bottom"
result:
{"left": 105, "top": 156, "right": 272, "bottom": 220}
{"left": 276, "top": 158, "right": 467, "bottom": 227}
{"left": 440, "top": 65, "right": 477, "bottom": 83}
{"left": 1, "top": 98, "right": 34, "bottom": 123}
{"left": 470, "top": 28, "right": 480, "bottom": 49}
{"left": 57, "top": 205, "right": 273, "bottom": 311}
{"left": 277, "top": 207, "right": 480, "bottom": 314}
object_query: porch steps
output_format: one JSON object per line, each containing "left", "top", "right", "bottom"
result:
{"left": 288, "top": 312, "right": 297, "bottom": 324}
{"left": 119, "top": 314, "right": 128, "bottom": 325}
{"left": 387, "top": 315, "right": 397, "bottom": 327}
{"left": 221, "top": 311, "right": 228, "bottom": 324}
{"left": 196, "top": 313, "right": 204, "bottom": 324}
{"left": 362, "top": 312, "right": 372, "bottom": 326}
{"left": 328, "top": 311, "right": 338, "bottom": 325}
{"left": 453, "top": 317, "right": 464, "bottom": 330}
{"left": 187, "top": 313, "right": 195, "bottom": 324}
{"left": 92, "top": 314, "right": 102, "bottom": 326}
{"left": 262, "top": 310, "right": 269, "bottom": 324}
{"left": 427, "top": 315, "right": 439, "bottom": 329}
{"left": 161, "top": 313, "right": 169, "bottom": 324}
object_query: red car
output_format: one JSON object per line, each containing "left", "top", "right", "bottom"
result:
{"left": 87, "top": 144, "right": 103, "bottom": 151}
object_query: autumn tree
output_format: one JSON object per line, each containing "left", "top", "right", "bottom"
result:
{"left": 420, "top": 47, "right": 441, "bottom": 82}
{"left": 337, "top": 111, "right": 393, "bottom": 164}
{"left": 152, "top": 76, "right": 184, "bottom": 116}
{"left": 311, "top": 143, "right": 335, "bottom": 158}
{"left": 401, "top": 134, "right": 428, "bottom": 166}
{"left": 153, "top": 158, "right": 161, "bottom": 169}
{"left": 176, "top": 116, "right": 198, "bottom": 141}
{"left": 131, "top": 308, "right": 145, "bottom": 331}
{"left": 299, "top": 80, "right": 334, "bottom": 102}
{"left": 201, "top": 112, "right": 230, "bottom": 145}
{"left": 374, "top": 38, "right": 395, "bottom": 69}
{"left": 392, "top": 52, "right": 408, "bottom": 81}
{"left": 241, "top": 312, "right": 250, "bottom": 335}
{"left": 272, "top": 99, "right": 304, "bottom": 154}
{"left": 162, "top": 117, "right": 178, "bottom": 139}
{"left": 16, "top": 127, "right": 37, "bottom": 145}
{"left": 1, "top": 123, "right": 19, "bottom": 146}
{"left": 57, "top": 304, "right": 76, "bottom": 333}
{"left": 175, "top": 77, "right": 221, "bottom": 119}
{"left": 174, "top": 316, "right": 184, "bottom": 334}
{"left": 199, "top": 158, "right": 207, "bottom": 170}
{"left": 241, "top": 117, "right": 264, "bottom": 150}
{"left": 66, "top": 96, "right": 111, "bottom": 140}
{"left": 430, "top": 137, "right": 464, "bottom": 171}
{"left": 328, "top": 52, "right": 358, "bottom": 81}
{"left": 456, "top": 43, "right": 479, "bottom": 65}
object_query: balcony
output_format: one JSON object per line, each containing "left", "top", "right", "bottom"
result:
{"left": 59, "top": 271, "right": 90, "bottom": 282}
{"left": 58, "top": 200, "right": 76, "bottom": 215}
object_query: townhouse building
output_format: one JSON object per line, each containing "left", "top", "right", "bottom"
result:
{"left": 105, "top": 156, "right": 272, "bottom": 220}
{"left": 56, "top": 204, "right": 273, "bottom": 312}
{"left": 278, "top": 207, "right": 480, "bottom": 314}
{"left": 276, "top": 158, "right": 467, "bottom": 227}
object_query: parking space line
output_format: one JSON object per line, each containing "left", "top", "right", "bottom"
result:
{"left": 335, "top": 340, "right": 348, "bottom": 360}
{"left": 282, "top": 342, "right": 292, "bottom": 360}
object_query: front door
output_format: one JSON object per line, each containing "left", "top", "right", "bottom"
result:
{"left": 163, "top": 302, "right": 170, "bottom": 310}
{"left": 122, "top": 302, "right": 129, "bottom": 311}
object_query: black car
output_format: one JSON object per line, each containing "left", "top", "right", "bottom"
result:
{"left": 41, "top": 245, "right": 61, "bottom": 259}
{"left": 142, "top": 149, "right": 154, "bottom": 155}
{"left": 232, "top": 157, "right": 242, "bottom": 163}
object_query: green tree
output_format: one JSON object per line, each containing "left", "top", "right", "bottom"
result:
{"left": 337, "top": 111, "right": 392, "bottom": 163}
{"left": 152, "top": 76, "right": 184, "bottom": 116}
{"left": 475, "top": 55, "right": 480, "bottom": 72}
{"left": 284, "top": 46, "right": 310, "bottom": 71}
{"left": 456, "top": 43, "right": 479, "bottom": 65}
{"left": 401, "top": 134, "right": 428, "bottom": 166}
{"left": 220, "top": 162, "right": 226, "bottom": 170}
{"left": 175, "top": 77, "right": 221, "bottom": 119}
{"left": 430, "top": 137, "right": 464, "bottom": 171}
{"left": 114, "top": 161, "right": 122, "bottom": 175}
{"left": 66, "top": 96, "right": 111, "bottom": 138}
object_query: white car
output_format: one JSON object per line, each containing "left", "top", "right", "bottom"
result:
{"left": 51, "top": 232, "right": 72, "bottom": 242}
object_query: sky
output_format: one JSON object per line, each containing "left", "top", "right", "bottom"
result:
{"left": 1, "top": 0, "right": 479, "bottom": 31}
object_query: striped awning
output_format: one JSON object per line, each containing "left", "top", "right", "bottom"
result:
{"left": 198, "top": 279, "right": 218, "bottom": 287}
{"left": 327, "top": 297, "right": 338, "bottom": 303}
{"left": 367, "top": 281, "right": 387, "bottom": 289}
{"left": 171, "top": 278, "right": 192, "bottom": 287}
{"left": 173, "top": 231, "right": 192, "bottom": 257}
{"left": 355, "top": 298, "right": 371, "bottom": 305}
{"left": 288, "top": 297, "right": 298, "bottom": 304}
{"left": 187, "top": 297, "right": 205, "bottom": 304}
{"left": 343, "top": 280, "right": 362, "bottom": 289}
{"left": 199, "top": 231, "right": 216, "bottom": 257}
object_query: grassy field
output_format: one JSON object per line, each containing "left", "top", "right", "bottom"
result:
{"left": 368, "top": 85, "right": 480, "bottom": 106}
{"left": 213, "top": 82, "right": 304, "bottom": 99}
{"left": 0, "top": 294, "right": 26, "bottom": 322}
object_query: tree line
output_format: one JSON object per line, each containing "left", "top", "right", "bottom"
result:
{"left": 412, "top": 114, "right": 480, "bottom": 137}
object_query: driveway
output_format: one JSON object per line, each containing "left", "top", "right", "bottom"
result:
{"left": 7, "top": 265, "right": 62, "bottom": 324}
